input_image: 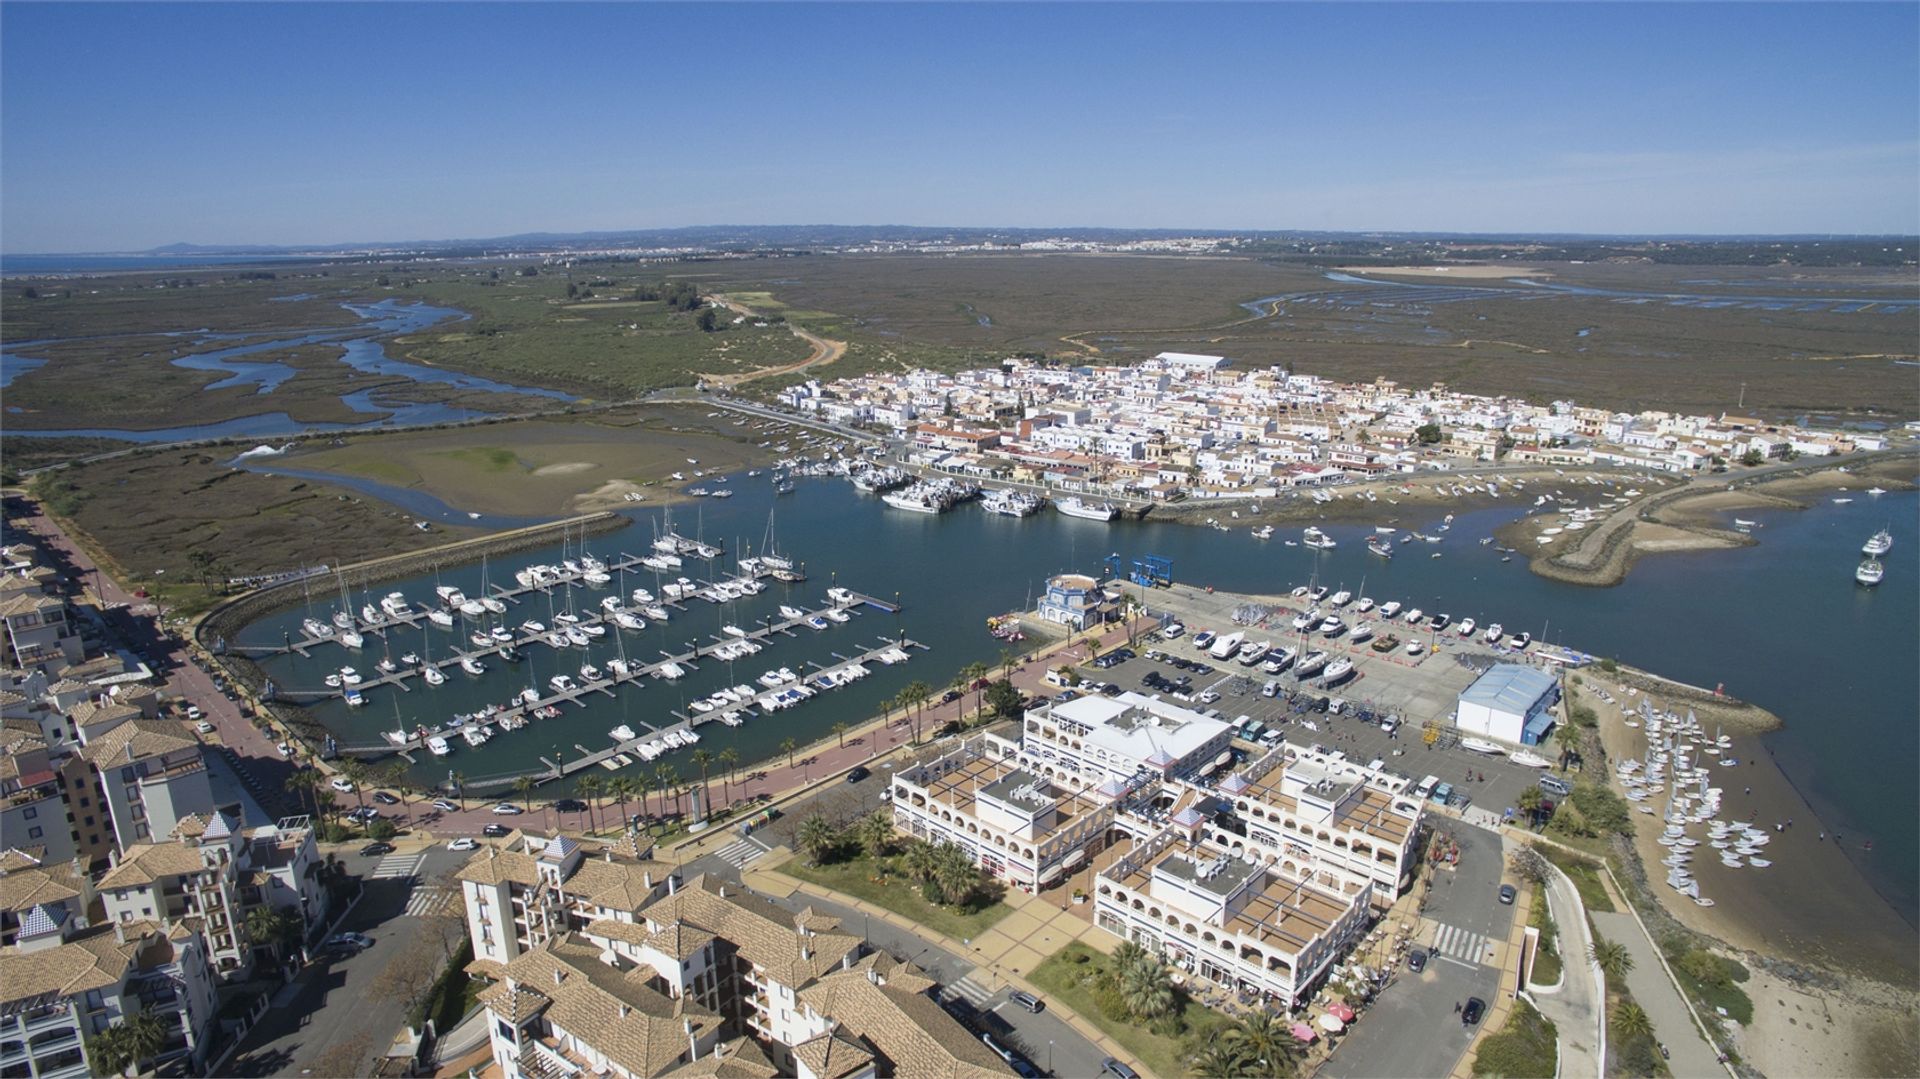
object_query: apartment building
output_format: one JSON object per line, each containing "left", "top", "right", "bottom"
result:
{"left": 457, "top": 833, "right": 681, "bottom": 966}
{"left": 77, "top": 720, "right": 214, "bottom": 853}
{"left": 1, "top": 722, "right": 75, "bottom": 865}
{"left": 0, "top": 914, "right": 219, "bottom": 1078}
{"left": 1093, "top": 828, "right": 1371, "bottom": 1008}
{"left": 1009, "top": 692, "right": 1236, "bottom": 792}
{"left": 889, "top": 743, "right": 1116, "bottom": 892}
{"left": 0, "top": 850, "right": 95, "bottom": 949}
{"left": 96, "top": 810, "right": 324, "bottom": 981}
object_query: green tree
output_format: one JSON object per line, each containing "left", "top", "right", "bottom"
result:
{"left": 718, "top": 747, "right": 740, "bottom": 806}
{"left": 1190, "top": 1042, "right": 1255, "bottom": 1078}
{"left": 984, "top": 679, "right": 1023, "bottom": 719}
{"left": 901, "top": 680, "right": 932, "bottom": 742}
{"left": 831, "top": 721, "right": 850, "bottom": 748}
{"left": 1553, "top": 724, "right": 1581, "bottom": 771}
{"left": 797, "top": 813, "right": 837, "bottom": 865}
{"left": 366, "top": 818, "right": 397, "bottom": 840}
{"left": 1416, "top": 422, "right": 1444, "bottom": 444}
{"left": 1120, "top": 956, "right": 1174, "bottom": 1020}
{"left": 512, "top": 775, "right": 536, "bottom": 813}
{"left": 1226, "top": 1011, "right": 1300, "bottom": 1075}
{"left": 577, "top": 775, "right": 602, "bottom": 832}
{"left": 690, "top": 748, "right": 713, "bottom": 817}
{"left": 857, "top": 811, "right": 894, "bottom": 860}
{"left": 246, "top": 904, "right": 302, "bottom": 960}
{"left": 902, "top": 839, "right": 940, "bottom": 886}
{"left": 85, "top": 1012, "right": 167, "bottom": 1077}
{"left": 1590, "top": 936, "right": 1634, "bottom": 982}
{"left": 1741, "top": 448, "right": 1764, "bottom": 467}
{"left": 696, "top": 308, "right": 719, "bottom": 332}
{"left": 1509, "top": 843, "right": 1550, "bottom": 884}
{"left": 1610, "top": 1000, "right": 1653, "bottom": 1042}
{"left": 780, "top": 737, "right": 799, "bottom": 768}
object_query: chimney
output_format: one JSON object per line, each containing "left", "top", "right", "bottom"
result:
{"left": 684, "top": 1017, "right": 698, "bottom": 1060}
{"left": 617, "top": 1004, "right": 631, "bottom": 1018}
{"left": 643, "top": 870, "right": 652, "bottom": 889}
{"left": 113, "top": 921, "right": 126, "bottom": 943}
{"left": 718, "top": 885, "right": 727, "bottom": 898}
{"left": 553, "top": 969, "right": 565, "bottom": 987}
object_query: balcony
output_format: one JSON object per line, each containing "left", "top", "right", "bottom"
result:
{"left": 20, "top": 1009, "right": 71, "bottom": 1035}
{"left": 519, "top": 1038, "right": 583, "bottom": 1079}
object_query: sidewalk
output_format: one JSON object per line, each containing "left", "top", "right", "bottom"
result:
{"left": 1529, "top": 863, "right": 1604, "bottom": 1079}
{"left": 1591, "top": 909, "right": 1726, "bottom": 1079}
{"left": 746, "top": 853, "right": 1147, "bottom": 1077}
{"left": 1445, "top": 837, "right": 1535, "bottom": 1079}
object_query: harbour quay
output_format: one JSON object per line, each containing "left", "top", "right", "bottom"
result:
{"left": 1077, "top": 579, "right": 1587, "bottom": 822}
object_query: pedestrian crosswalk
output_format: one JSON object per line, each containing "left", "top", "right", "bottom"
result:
{"left": 711, "top": 839, "right": 768, "bottom": 870}
{"left": 404, "top": 887, "right": 453, "bottom": 918}
{"left": 944, "top": 975, "right": 993, "bottom": 1007}
{"left": 370, "top": 853, "right": 426, "bottom": 880}
{"left": 1430, "top": 922, "right": 1492, "bottom": 966}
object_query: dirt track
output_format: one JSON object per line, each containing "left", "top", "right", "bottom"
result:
{"left": 706, "top": 295, "right": 846, "bottom": 386}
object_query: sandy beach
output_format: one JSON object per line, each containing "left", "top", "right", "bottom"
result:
{"left": 1574, "top": 675, "right": 1918, "bottom": 988}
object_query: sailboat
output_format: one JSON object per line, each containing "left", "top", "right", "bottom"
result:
{"left": 421, "top": 635, "right": 446, "bottom": 686}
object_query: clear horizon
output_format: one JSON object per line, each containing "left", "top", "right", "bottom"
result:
{"left": 4, "top": 2, "right": 1916, "bottom": 251}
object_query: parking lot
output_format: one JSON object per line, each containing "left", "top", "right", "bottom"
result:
{"left": 1065, "top": 585, "right": 1571, "bottom": 822}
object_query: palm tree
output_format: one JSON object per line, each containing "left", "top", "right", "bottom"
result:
{"left": 902, "top": 839, "right": 940, "bottom": 886}
{"left": 86, "top": 1012, "right": 168, "bottom": 1077}
{"left": 718, "top": 747, "right": 740, "bottom": 805}
{"left": 1589, "top": 936, "right": 1634, "bottom": 982}
{"left": 1517, "top": 785, "right": 1545, "bottom": 820}
{"left": 340, "top": 761, "right": 371, "bottom": 812}
{"left": 901, "top": 680, "right": 931, "bottom": 742}
{"left": 380, "top": 761, "right": 413, "bottom": 825}
{"left": 1554, "top": 723, "right": 1581, "bottom": 771}
{"left": 1227, "top": 1011, "right": 1299, "bottom": 1075}
{"left": 796, "top": 813, "right": 837, "bottom": 865}
{"left": 1190, "top": 1041, "right": 1255, "bottom": 1079}
{"left": 964, "top": 661, "right": 991, "bottom": 719}
{"left": 831, "top": 721, "right": 849, "bottom": 748}
{"left": 999, "top": 647, "right": 1017, "bottom": 680}
{"left": 315, "top": 789, "right": 337, "bottom": 824}
{"left": 690, "top": 749, "right": 713, "bottom": 817}
{"left": 246, "top": 904, "right": 301, "bottom": 961}
{"left": 857, "top": 811, "right": 893, "bottom": 860}
{"left": 577, "top": 775, "right": 602, "bottom": 833}
{"left": 285, "top": 769, "right": 320, "bottom": 818}
{"left": 1611, "top": 1000, "right": 1654, "bottom": 1042}
{"left": 1111, "top": 940, "right": 1153, "bottom": 979}
{"left": 1120, "top": 957, "right": 1174, "bottom": 1019}
{"left": 451, "top": 771, "right": 467, "bottom": 811}
{"left": 653, "top": 764, "right": 679, "bottom": 820}
{"left": 512, "top": 775, "right": 536, "bottom": 813}
{"left": 635, "top": 772, "right": 654, "bottom": 831}
{"left": 607, "top": 776, "right": 633, "bottom": 833}
{"left": 932, "top": 842, "right": 978, "bottom": 906}
{"left": 780, "top": 737, "right": 798, "bottom": 769}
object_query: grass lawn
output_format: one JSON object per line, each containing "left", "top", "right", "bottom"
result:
{"left": 1528, "top": 883, "right": 1564, "bottom": 985}
{"left": 782, "top": 852, "right": 1013, "bottom": 941}
{"left": 1471, "top": 997, "right": 1558, "bottom": 1078}
{"left": 1540, "top": 845, "right": 1616, "bottom": 912}
{"left": 1028, "top": 941, "right": 1233, "bottom": 1079}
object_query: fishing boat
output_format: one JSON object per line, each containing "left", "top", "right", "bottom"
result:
{"left": 1055, "top": 496, "right": 1117, "bottom": 522}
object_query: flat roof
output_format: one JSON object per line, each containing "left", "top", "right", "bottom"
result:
{"left": 1154, "top": 850, "right": 1262, "bottom": 899}
{"left": 979, "top": 770, "right": 1054, "bottom": 814}
{"left": 1048, "top": 692, "right": 1230, "bottom": 767}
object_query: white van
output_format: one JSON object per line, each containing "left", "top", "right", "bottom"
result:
{"left": 1414, "top": 774, "right": 1441, "bottom": 800}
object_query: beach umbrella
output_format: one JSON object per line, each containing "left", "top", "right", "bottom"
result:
{"left": 1328, "top": 1002, "right": 1357, "bottom": 1022}
{"left": 1317, "top": 1013, "right": 1346, "bottom": 1033}
{"left": 1291, "top": 1023, "right": 1319, "bottom": 1043}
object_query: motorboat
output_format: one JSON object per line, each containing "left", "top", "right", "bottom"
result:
{"left": 1482, "top": 623, "right": 1504, "bottom": 645}
{"left": 1456, "top": 617, "right": 1477, "bottom": 638}
{"left": 1055, "top": 496, "right": 1117, "bottom": 521}
{"left": 460, "top": 655, "right": 486, "bottom": 676}
{"left": 1367, "top": 536, "right": 1394, "bottom": 558}
{"left": 825, "top": 608, "right": 851, "bottom": 623}
{"left": 610, "top": 724, "right": 637, "bottom": 742}
{"left": 1509, "top": 750, "right": 1552, "bottom": 768}
{"left": 1863, "top": 529, "right": 1894, "bottom": 556}
{"left": 429, "top": 609, "right": 455, "bottom": 628}
{"left": 1379, "top": 601, "right": 1402, "bottom": 619}
{"left": 1237, "top": 641, "right": 1271, "bottom": 666}
{"left": 1429, "top": 613, "right": 1451, "bottom": 631}
{"left": 1354, "top": 597, "right": 1375, "bottom": 612}
{"left": 1460, "top": 737, "right": 1506, "bottom": 756}
{"left": 1403, "top": 607, "right": 1424, "bottom": 624}
{"left": 779, "top": 605, "right": 805, "bottom": 621}
{"left": 427, "top": 736, "right": 452, "bottom": 757}
{"left": 550, "top": 674, "right": 578, "bottom": 692}
{"left": 1511, "top": 632, "right": 1532, "bottom": 650}
{"left": 1321, "top": 658, "right": 1354, "bottom": 684}
{"left": 1329, "top": 590, "right": 1353, "bottom": 607}
{"left": 1302, "top": 527, "right": 1337, "bottom": 550}
{"left": 579, "top": 663, "right": 603, "bottom": 682}
{"left": 1856, "top": 559, "right": 1884, "bottom": 586}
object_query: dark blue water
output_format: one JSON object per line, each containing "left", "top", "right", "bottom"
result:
{"left": 3, "top": 300, "right": 577, "bottom": 441}
{"left": 236, "top": 476, "right": 1919, "bottom": 918}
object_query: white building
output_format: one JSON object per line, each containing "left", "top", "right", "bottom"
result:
{"left": 1011, "top": 692, "right": 1235, "bottom": 791}
{"left": 1455, "top": 665, "right": 1560, "bottom": 746}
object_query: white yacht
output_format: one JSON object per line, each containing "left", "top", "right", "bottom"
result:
{"left": 1329, "top": 590, "right": 1353, "bottom": 607}
{"left": 460, "top": 655, "right": 486, "bottom": 676}
{"left": 1863, "top": 529, "right": 1894, "bottom": 556}
{"left": 1856, "top": 558, "right": 1885, "bottom": 586}
{"left": 1456, "top": 617, "right": 1477, "bottom": 638}
{"left": 550, "top": 674, "right": 578, "bottom": 692}
{"left": 1403, "top": 607, "right": 1424, "bottom": 624}
{"left": 1302, "top": 527, "right": 1337, "bottom": 549}
{"left": 1482, "top": 623, "right": 1504, "bottom": 645}
{"left": 1321, "top": 657, "right": 1354, "bottom": 684}
{"left": 426, "top": 736, "right": 452, "bottom": 757}
{"left": 1379, "top": 601, "right": 1402, "bottom": 620}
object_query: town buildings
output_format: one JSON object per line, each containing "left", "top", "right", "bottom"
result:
{"left": 458, "top": 836, "right": 1013, "bottom": 1079}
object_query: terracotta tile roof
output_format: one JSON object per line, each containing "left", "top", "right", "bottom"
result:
{"left": 496, "top": 935, "right": 720, "bottom": 1077}
{"left": 464, "top": 956, "right": 509, "bottom": 981}
{"left": 798, "top": 967, "right": 1013, "bottom": 1078}
{"left": 98, "top": 841, "right": 208, "bottom": 890}
{"left": 476, "top": 978, "right": 551, "bottom": 1025}
{"left": 567, "top": 856, "right": 675, "bottom": 910}
{"left": 638, "top": 875, "right": 860, "bottom": 989}
{"left": 662, "top": 1038, "right": 779, "bottom": 1079}
{"left": 791, "top": 1031, "right": 875, "bottom": 1079}
{"left": 0, "top": 855, "right": 87, "bottom": 915}
{"left": 0, "top": 922, "right": 142, "bottom": 1005}
{"left": 454, "top": 847, "right": 542, "bottom": 888}
{"left": 79, "top": 718, "right": 194, "bottom": 765}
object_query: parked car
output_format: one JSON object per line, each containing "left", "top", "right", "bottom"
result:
{"left": 1498, "top": 884, "right": 1516, "bottom": 905}
{"left": 553, "top": 799, "right": 588, "bottom": 814}
{"left": 1462, "top": 997, "right": 1487, "bottom": 1026}
{"left": 845, "top": 765, "right": 870, "bottom": 784}
{"left": 1537, "top": 775, "right": 1571, "bottom": 797}
{"left": 358, "top": 842, "right": 394, "bottom": 857}
{"left": 195, "top": 721, "right": 215, "bottom": 734}
{"left": 1102, "top": 1059, "right": 1141, "bottom": 1079}
{"left": 1408, "top": 948, "right": 1428, "bottom": 973}
{"left": 185, "top": 706, "right": 203, "bottom": 720}
{"left": 448, "top": 837, "right": 477, "bottom": 851}
{"left": 431, "top": 798, "right": 460, "bottom": 813}
{"left": 491, "top": 803, "right": 524, "bottom": 815}
{"left": 1008, "top": 990, "right": 1044, "bottom": 1013}
{"left": 325, "top": 932, "right": 374, "bottom": 952}
{"left": 373, "top": 791, "right": 400, "bottom": 806}
{"left": 330, "top": 777, "right": 356, "bottom": 793}
{"left": 482, "top": 823, "right": 511, "bottom": 838}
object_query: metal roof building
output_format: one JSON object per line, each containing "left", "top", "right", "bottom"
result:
{"left": 1455, "top": 664, "right": 1560, "bottom": 746}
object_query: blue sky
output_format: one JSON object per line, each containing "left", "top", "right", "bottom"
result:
{"left": 3, "top": 2, "right": 1915, "bottom": 250}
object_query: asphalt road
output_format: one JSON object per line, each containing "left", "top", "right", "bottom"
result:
{"left": 226, "top": 844, "right": 470, "bottom": 1077}
{"left": 1321, "top": 823, "right": 1514, "bottom": 1079}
